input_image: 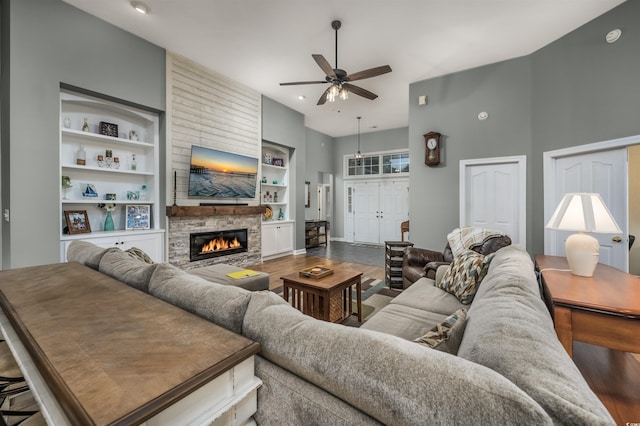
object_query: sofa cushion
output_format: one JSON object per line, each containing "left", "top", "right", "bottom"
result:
{"left": 242, "top": 291, "right": 551, "bottom": 425}
{"left": 98, "top": 248, "right": 158, "bottom": 292}
{"left": 360, "top": 303, "right": 447, "bottom": 340}
{"left": 458, "top": 246, "right": 615, "bottom": 424}
{"left": 414, "top": 308, "right": 467, "bottom": 354}
{"left": 390, "top": 277, "right": 465, "bottom": 316}
{"left": 66, "top": 240, "right": 112, "bottom": 270}
{"left": 148, "top": 263, "right": 251, "bottom": 334}
{"left": 438, "top": 249, "right": 494, "bottom": 304}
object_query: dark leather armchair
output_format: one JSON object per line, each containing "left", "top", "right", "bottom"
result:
{"left": 402, "top": 235, "right": 512, "bottom": 288}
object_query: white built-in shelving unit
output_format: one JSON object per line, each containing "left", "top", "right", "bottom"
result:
{"left": 261, "top": 142, "right": 294, "bottom": 259}
{"left": 59, "top": 89, "right": 164, "bottom": 262}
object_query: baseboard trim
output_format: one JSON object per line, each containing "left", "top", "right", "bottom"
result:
{"left": 293, "top": 249, "right": 306, "bottom": 256}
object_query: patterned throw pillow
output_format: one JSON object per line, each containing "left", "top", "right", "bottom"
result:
{"left": 437, "top": 249, "right": 495, "bottom": 304}
{"left": 414, "top": 308, "right": 467, "bottom": 354}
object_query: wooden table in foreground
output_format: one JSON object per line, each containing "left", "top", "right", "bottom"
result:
{"left": 281, "top": 268, "right": 362, "bottom": 323}
{"left": 535, "top": 254, "right": 640, "bottom": 357}
{"left": 0, "top": 263, "right": 261, "bottom": 425}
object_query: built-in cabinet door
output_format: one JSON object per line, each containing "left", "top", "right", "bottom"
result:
{"left": 61, "top": 231, "right": 165, "bottom": 263}
{"left": 275, "top": 222, "right": 293, "bottom": 253}
{"left": 262, "top": 222, "right": 293, "bottom": 259}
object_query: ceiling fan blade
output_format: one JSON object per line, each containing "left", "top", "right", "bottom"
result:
{"left": 280, "top": 81, "right": 327, "bottom": 86}
{"left": 345, "top": 65, "right": 392, "bottom": 82}
{"left": 343, "top": 83, "right": 378, "bottom": 100}
{"left": 317, "top": 88, "right": 329, "bottom": 105}
{"left": 312, "top": 54, "right": 337, "bottom": 79}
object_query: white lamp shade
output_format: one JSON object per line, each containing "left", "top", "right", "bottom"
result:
{"left": 546, "top": 192, "right": 621, "bottom": 277}
{"left": 545, "top": 193, "right": 621, "bottom": 233}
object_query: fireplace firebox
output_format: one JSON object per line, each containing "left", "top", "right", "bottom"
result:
{"left": 190, "top": 229, "right": 248, "bottom": 262}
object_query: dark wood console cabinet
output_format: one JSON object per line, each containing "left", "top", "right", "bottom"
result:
{"left": 305, "top": 220, "right": 329, "bottom": 248}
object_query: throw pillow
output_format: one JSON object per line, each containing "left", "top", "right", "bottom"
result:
{"left": 414, "top": 308, "right": 467, "bottom": 354}
{"left": 438, "top": 249, "right": 495, "bottom": 304}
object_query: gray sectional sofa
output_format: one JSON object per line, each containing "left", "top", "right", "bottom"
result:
{"left": 67, "top": 241, "right": 614, "bottom": 425}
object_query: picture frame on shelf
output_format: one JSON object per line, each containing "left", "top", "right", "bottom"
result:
{"left": 64, "top": 210, "right": 91, "bottom": 234}
{"left": 272, "top": 158, "right": 284, "bottom": 167}
{"left": 99, "top": 121, "right": 119, "bottom": 138}
{"left": 126, "top": 204, "right": 150, "bottom": 230}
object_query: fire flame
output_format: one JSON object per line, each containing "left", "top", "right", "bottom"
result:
{"left": 200, "top": 236, "right": 241, "bottom": 254}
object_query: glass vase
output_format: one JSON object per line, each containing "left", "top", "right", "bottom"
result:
{"left": 104, "top": 211, "right": 115, "bottom": 232}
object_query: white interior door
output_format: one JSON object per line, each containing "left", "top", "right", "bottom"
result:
{"left": 549, "top": 149, "right": 627, "bottom": 271}
{"left": 460, "top": 156, "right": 526, "bottom": 246}
{"left": 353, "top": 182, "right": 380, "bottom": 243}
{"left": 379, "top": 181, "right": 409, "bottom": 242}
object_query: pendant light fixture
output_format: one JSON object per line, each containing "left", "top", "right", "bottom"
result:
{"left": 354, "top": 116, "right": 363, "bottom": 160}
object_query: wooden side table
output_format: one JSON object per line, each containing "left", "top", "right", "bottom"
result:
{"left": 281, "top": 268, "right": 362, "bottom": 323}
{"left": 535, "top": 254, "right": 640, "bottom": 357}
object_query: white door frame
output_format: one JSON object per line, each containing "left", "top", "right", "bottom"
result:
{"left": 459, "top": 155, "right": 527, "bottom": 247}
{"left": 543, "top": 134, "right": 640, "bottom": 255}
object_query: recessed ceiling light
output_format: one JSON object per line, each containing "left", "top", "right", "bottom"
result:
{"left": 131, "top": 1, "right": 150, "bottom": 14}
{"left": 606, "top": 28, "right": 622, "bottom": 44}
{"left": 298, "top": 95, "right": 306, "bottom": 100}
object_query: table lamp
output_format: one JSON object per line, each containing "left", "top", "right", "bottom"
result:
{"left": 545, "top": 193, "right": 621, "bottom": 277}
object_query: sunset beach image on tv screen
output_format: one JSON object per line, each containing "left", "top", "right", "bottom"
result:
{"left": 188, "top": 145, "right": 258, "bottom": 198}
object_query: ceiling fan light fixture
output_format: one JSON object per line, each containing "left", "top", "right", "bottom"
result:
{"left": 280, "top": 20, "right": 391, "bottom": 106}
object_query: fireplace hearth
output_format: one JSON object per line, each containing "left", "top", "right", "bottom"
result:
{"left": 190, "top": 229, "right": 248, "bottom": 262}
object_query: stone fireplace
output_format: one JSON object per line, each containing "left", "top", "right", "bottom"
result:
{"left": 190, "top": 229, "right": 248, "bottom": 262}
{"left": 166, "top": 205, "right": 264, "bottom": 270}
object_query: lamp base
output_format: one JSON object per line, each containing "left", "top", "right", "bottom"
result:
{"left": 565, "top": 232, "right": 599, "bottom": 277}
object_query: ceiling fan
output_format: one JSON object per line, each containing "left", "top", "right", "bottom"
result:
{"left": 280, "top": 20, "right": 392, "bottom": 105}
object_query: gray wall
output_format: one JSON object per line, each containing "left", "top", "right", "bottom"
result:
{"left": 408, "top": 58, "right": 532, "bottom": 250}
{"left": 408, "top": 0, "right": 640, "bottom": 254}
{"left": 333, "top": 127, "right": 409, "bottom": 239}
{"left": 530, "top": 0, "right": 640, "bottom": 254}
{"left": 262, "top": 96, "right": 306, "bottom": 250}
{"left": 1, "top": 0, "right": 165, "bottom": 268}
{"left": 304, "top": 128, "right": 334, "bottom": 221}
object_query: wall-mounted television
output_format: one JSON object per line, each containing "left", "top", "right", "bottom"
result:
{"left": 188, "top": 145, "right": 258, "bottom": 198}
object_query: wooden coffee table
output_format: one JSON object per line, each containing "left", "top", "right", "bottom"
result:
{"left": 281, "top": 268, "right": 362, "bottom": 323}
{"left": 535, "top": 254, "right": 640, "bottom": 357}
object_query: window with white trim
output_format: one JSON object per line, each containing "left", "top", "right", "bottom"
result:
{"left": 345, "top": 150, "right": 409, "bottom": 177}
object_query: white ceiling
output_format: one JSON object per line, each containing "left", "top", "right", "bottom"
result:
{"left": 62, "top": 0, "right": 625, "bottom": 137}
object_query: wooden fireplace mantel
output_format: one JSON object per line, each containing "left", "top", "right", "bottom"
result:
{"left": 166, "top": 205, "right": 267, "bottom": 217}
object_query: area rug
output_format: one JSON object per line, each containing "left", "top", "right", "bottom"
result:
{"left": 271, "top": 277, "right": 400, "bottom": 327}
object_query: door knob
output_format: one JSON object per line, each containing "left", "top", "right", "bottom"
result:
{"left": 612, "top": 236, "right": 622, "bottom": 243}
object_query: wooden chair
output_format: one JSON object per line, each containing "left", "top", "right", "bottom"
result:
{"left": 400, "top": 220, "right": 410, "bottom": 241}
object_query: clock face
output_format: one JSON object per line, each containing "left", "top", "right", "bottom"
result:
{"left": 100, "top": 121, "right": 119, "bottom": 138}
{"left": 427, "top": 138, "right": 438, "bottom": 150}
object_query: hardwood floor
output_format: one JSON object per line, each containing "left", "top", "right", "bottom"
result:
{"left": 249, "top": 245, "right": 638, "bottom": 425}
{"left": 573, "top": 343, "right": 640, "bottom": 425}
